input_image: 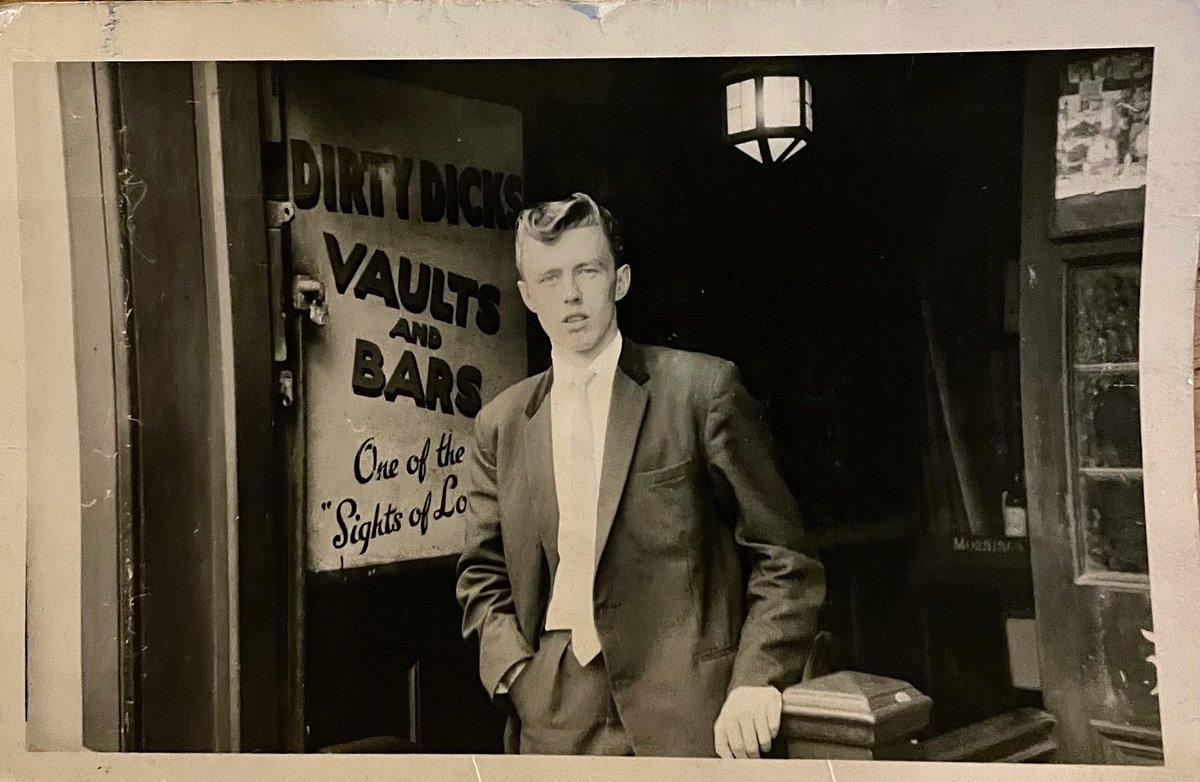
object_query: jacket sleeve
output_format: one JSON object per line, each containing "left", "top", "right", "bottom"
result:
{"left": 455, "top": 402, "right": 534, "bottom": 701}
{"left": 702, "top": 360, "right": 826, "bottom": 693}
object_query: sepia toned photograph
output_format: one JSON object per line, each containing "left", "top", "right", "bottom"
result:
{"left": 6, "top": 3, "right": 1200, "bottom": 782}
{"left": 31, "top": 49, "right": 1162, "bottom": 763}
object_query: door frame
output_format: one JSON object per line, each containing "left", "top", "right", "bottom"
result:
{"left": 1018, "top": 51, "right": 1161, "bottom": 764}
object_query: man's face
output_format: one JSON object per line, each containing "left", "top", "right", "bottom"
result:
{"left": 517, "top": 224, "right": 630, "bottom": 363}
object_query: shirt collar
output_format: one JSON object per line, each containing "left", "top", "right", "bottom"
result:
{"left": 552, "top": 329, "right": 623, "bottom": 384}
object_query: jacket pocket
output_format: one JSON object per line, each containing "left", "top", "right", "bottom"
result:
{"left": 509, "top": 632, "right": 568, "bottom": 721}
{"left": 631, "top": 458, "right": 693, "bottom": 487}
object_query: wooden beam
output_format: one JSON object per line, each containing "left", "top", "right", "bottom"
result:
{"left": 894, "top": 707, "right": 1057, "bottom": 762}
{"left": 58, "top": 61, "right": 127, "bottom": 753}
{"left": 115, "top": 61, "right": 222, "bottom": 752}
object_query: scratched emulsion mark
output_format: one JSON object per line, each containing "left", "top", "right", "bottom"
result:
{"left": 0, "top": 7, "right": 22, "bottom": 38}
{"left": 117, "top": 167, "right": 154, "bottom": 266}
{"left": 1141, "top": 628, "right": 1158, "bottom": 697}
{"left": 102, "top": 2, "right": 120, "bottom": 56}
{"left": 568, "top": 1, "right": 626, "bottom": 21}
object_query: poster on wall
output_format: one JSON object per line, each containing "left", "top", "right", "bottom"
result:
{"left": 283, "top": 66, "right": 528, "bottom": 571}
{"left": 1053, "top": 50, "right": 1152, "bottom": 236}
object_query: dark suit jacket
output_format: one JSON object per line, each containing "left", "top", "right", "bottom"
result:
{"left": 455, "top": 339, "right": 826, "bottom": 756}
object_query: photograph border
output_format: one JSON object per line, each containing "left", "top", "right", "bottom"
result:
{"left": 2, "top": 1, "right": 1198, "bottom": 781}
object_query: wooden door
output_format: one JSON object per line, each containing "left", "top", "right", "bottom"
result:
{"left": 1019, "top": 51, "right": 1162, "bottom": 764}
{"left": 267, "top": 62, "right": 528, "bottom": 752}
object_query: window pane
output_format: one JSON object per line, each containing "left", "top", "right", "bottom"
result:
{"left": 783, "top": 99, "right": 802, "bottom": 126}
{"left": 1074, "top": 371, "right": 1142, "bottom": 468}
{"left": 763, "top": 76, "right": 801, "bottom": 127}
{"left": 1080, "top": 474, "right": 1148, "bottom": 575}
{"left": 740, "top": 80, "right": 757, "bottom": 132}
{"left": 726, "top": 82, "right": 741, "bottom": 110}
{"left": 1074, "top": 265, "right": 1140, "bottom": 364}
{"left": 726, "top": 83, "right": 744, "bottom": 134}
{"left": 735, "top": 140, "right": 763, "bottom": 162}
{"left": 767, "top": 137, "right": 793, "bottom": 162}
{"left": 781, "top": 138, "right": 807, "bottom": 161}
{"left": 805, "top": 80, "right": 813, "bottom": 131}
{"left": 1067, "top": 260, "right": 1145, "bottom": 581}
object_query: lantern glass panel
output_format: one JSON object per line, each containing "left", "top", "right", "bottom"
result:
{"left": 768, "top": 137, "right": 794, "bottom": 162}
{"left": 725, "top": 82, "right": 742, "bottom": 134}
{"left": 805, "top": 79, "right": 814, "bottom": 131}
{"left": 763, "top": 76, "right": 801, "bottom": 128}
{"left": 726, "top": 79, "right": 757, "bottom": 134}
{"left": 735, "top": 140, "right": 763, "bottom": 162}
{"left": 782, "top": 138, "right": 807, "bottom": 161}
{"left": 740, "top": 79, "right": 756, "bottom": 132}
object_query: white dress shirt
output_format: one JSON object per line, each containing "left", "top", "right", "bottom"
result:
{"left": 496, "top": 330, "right": 622, "bottom": 690}
{"left": 542, "top": 330, "right": 623, "bottom": 640}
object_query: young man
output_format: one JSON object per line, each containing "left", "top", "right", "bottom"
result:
{"left": 455, "top": 193, "right": 825, "bottom": 758}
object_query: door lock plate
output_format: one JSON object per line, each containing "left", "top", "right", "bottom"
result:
{"left": 291, "top": 275, "right": 328, "bottom": 326}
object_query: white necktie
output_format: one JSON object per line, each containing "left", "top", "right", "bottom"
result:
{"left": 559, "top": 369, "right": 602, "bottom": 665}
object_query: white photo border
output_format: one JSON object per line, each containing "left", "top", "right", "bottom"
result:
{"left": 1, "top": 1, "right": 1197, "bottom": 781}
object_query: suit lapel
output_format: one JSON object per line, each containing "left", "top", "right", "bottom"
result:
{"left": 522, "top": 368, "right": 559, "bottom": 567}
{"left": 595, "top": 340, "right": 650, "bottom": 565}
{"left": 522, "top": 340, "right": 651, "bottom": 570}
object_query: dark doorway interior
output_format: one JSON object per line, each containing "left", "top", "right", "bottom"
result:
{"left": 300, "top": 54, "right": 1038, "bottom": 752}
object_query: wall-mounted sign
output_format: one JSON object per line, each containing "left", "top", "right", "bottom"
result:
{"left": 283, "top": 66, "right": 527, "bottom": 571}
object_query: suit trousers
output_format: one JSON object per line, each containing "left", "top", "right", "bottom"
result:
{"left": 510, "top": 630, "right": 634, "bottom": 756}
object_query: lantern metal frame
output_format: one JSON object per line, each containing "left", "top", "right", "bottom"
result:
{"left": 722, "top": 63, "right": 813, "bottom": 164}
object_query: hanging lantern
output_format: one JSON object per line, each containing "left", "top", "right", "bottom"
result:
{"left": 724, "top": 65, "right": 813, "bottom": 163}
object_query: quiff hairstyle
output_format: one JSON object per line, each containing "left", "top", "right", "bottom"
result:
{"left": 514, "top": 192, "right": 625, "bottom": 278}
